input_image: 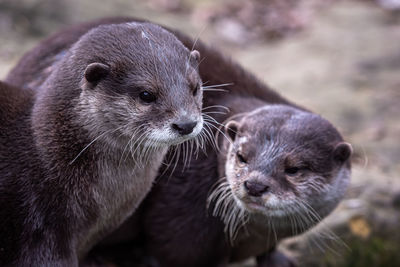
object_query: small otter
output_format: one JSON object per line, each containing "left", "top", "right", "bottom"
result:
{"left": 0, "top": 22, "right": 203, "bottom": 266}
{"left": 124, "top": 97, "right": 351, "bottom": 267}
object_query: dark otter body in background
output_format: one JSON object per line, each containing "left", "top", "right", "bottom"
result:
{"left": 0, "top": 81, "right": 36, "bottom": 264}
{"left": 0, "top": 22, "right": 203, "bottom": 266}
{"left": 5, "top": 18, "right": 351, "bottom": 267}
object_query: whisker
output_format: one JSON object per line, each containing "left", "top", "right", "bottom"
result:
{"left": 207, "top": 178, "right": 248, "bottom": 244}
{"left": 202, "top": 105, "right": 230, "bottom": 112}
{"left": 203, "top": 111, "right": 228, "bottom": 115}
{"left": 203, "top": 118, "right": 232, "bottom": 148}
{"left": 202, "top": 88, "right": 229, "bottom": 93}
{"left": 167, "top": 144, "right": 181, "bottom": 181}
{"left": 185, "top": 24, "right": 208, "bottom": 75}
{"left": 118, "top": 124, "right": 146, "bottom": 167}
{"left": 202, "top": 83, "right": 234, "bottom": 89}
{"left": 159, "top": 145, "right": 178, "bottom": 177}
{"left": 69, "top": 125, "right": 125, "bottom": 165}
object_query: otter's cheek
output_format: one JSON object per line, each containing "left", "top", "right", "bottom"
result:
{"left": 225, "top": 162, "right": 242, "bottom": 194}
{"left": 224, "top": 156, "right": 236, "bottom": 179}
{"left": 191, "top": 116, "right": 204, "bottom": 137}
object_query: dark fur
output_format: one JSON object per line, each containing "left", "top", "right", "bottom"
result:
{"left": 0, "top": 82, "right": 36, "bottom": 265}
{"left": 1, "top": 21, "right": 203, "bottom": 266}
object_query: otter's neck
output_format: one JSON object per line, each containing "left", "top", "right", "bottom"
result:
{"left": 77, "top": 144, "right": 168, "bottom": 257}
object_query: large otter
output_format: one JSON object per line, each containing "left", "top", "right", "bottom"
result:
{"left": 4, "top": 18, "right": 351, "bottom": 266}
{"left": 0, "top": 22, "right": 203, "bottom": 266}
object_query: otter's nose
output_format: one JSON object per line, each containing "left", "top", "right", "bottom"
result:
{"left": 244, "top": 180, "right": 269, "bottom": 197}
{"left": 171, "top": 121, "right": 197, "bottom": 135}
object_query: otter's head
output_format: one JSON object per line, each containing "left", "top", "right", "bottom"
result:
{"left": 60, "top": 22, "right": 203, "bottom": 150}
{"left": 223, "top": 105, "right": 351, "bottom": 230}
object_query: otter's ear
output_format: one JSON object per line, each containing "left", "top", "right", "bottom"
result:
{"left": 190, "top": 50, "right": 200, "bottom": 62}
{"left": 84, "top": 63, "right": 110, "bottom": 87}
{"left": 333, "top": 142, "right": 352, "bottom": 163}
{"left": 225, "top": 121, "right": 239, "bottom": 142}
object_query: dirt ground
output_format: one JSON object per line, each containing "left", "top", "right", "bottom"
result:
{"left": 1, "top": 0, "right": 399, "bottom": 266}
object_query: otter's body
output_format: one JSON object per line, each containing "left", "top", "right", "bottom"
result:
{"left": 1, "top": 22, "right": 203, "bottom": 266}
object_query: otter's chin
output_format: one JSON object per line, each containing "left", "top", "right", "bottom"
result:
{"left": 235, "top": 195, "right": 296, "bottom": 218}
{"left": 243, "top": 202, "right": 290, "bottom": 217}
{"left": 146, "top": 128, "right": 202, "bottom": 146}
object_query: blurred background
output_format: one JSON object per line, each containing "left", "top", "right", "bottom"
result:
{"left": 0, "top": 0, "right": 399, "bottom": 266}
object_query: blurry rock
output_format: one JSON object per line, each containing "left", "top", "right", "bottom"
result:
{"left": 378, "top": 0, "right": 400, "bottom": 10}
{"left": 349, "top": 216, "right": 371, "bottom": 239}
{"left": 0, "top": 0, "right": 69, "bottom": 36}
{"left": 358, "top": 0, "right": 400, "bottom": 11}
{"left": 191, "top": 0, "right": 339, "bottom": 44}
{"left": 392, "top": 192, "right": 400, "bottom": 208}
{"left": 214, "top": 18, "right": 250, "bottom": 45}
{"left": 146, "top": 0, "right": 188, "bottom": 12}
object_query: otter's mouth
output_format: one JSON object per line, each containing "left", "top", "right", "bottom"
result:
{"left": 237, "top": 196, "right": 292, "bottom": 218}
{"left": 146, "top": 118, "right": 204, "bottom": 146}
{"left": 246, "top": 202, "right": 267, "bottom": 213}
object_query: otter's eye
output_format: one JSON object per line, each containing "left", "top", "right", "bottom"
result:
{"left": 236, "top": 151, "right": 247, "bottom": 164}
{"left": 193, "top": 84, "right": 200, "bottom": 96}
{"left": 139, "top": 91, "right": 156, "bottom": 103}
{"left": 285, "top": 167, "right": 300, "bottom": 176}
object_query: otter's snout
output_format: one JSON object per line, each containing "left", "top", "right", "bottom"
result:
{"left": 171, "top": 121, "right": 197, "bottom": 135}
{"left": 244, "top": 180, "right": 270, "bottom": 197}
